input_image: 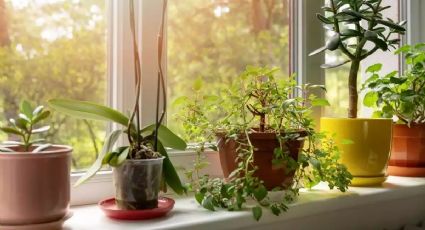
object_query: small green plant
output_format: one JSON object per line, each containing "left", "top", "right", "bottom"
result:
{"left": 0, "top": 100, "right": 51, "bottom": 152}
{"left": 310, "top": 0, "right": 406, "bottom": 118}
{"left": 363, "top": 43, "right": 425, "bottom": 125}
{"left": 174, "top": 66, "right": 352, "bottom": 220}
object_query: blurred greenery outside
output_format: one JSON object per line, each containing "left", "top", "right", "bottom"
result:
{"left": 167, "top": 0, "right": 350, "bottom": 138}
{"left": 0, "top": 0, "right": 107, "bottom": 171}
{"left": 0, "top": 0, "right": 350, "bottom": 170}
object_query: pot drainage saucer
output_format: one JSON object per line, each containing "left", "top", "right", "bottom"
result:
{"left": 99, "top": 197, "right": 175, "bottom": 220}
{"left": 0, "top": 212, "right": 73, "bottom": 230}
{"left": 388, "top": 165, "right": 425, "bottom": 177}
{"left": 350, "top": 176, "right": 387, "bottom": 187}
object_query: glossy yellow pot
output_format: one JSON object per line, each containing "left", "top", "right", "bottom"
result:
{"left": 321, "top": 118, "right": 393, "bottom": 186}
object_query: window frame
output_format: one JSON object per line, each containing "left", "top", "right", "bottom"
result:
{"left": 70, "top": 0, "right": 413, "bottom": 206}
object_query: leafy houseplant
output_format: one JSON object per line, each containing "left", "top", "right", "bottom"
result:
{"left": 363, "top": 44, "right": 425, "bottom": 176}
{"left": 174, "top": 67, "right": 352, "bottom": 220}
{"left": 49, "top": 0, "right": 186, "bottom": 210}
{"left": 0, "top": 101, "right": 72, "bottom": 225}
{"left": 312, "top": 0, "right": 406, "bottom": 185}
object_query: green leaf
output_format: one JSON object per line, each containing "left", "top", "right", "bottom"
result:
{"left": 311, "top": 98, "right": 330, "bottom": 107}
{"left": 32, "top": 144, "right": 52, "bottom": 153}
{"left": 341, "top": 29, "right": 361, "bottom": 37}
{"left": 316, "top": 13, "right": 333, "bottom": 24}
{"left": 389, "top": 77, "right": 407, "bottom": 84}
{"left": 195, "top": 192, "right": 205, "bottom": 205}
{"left": 253, "top": 185, "right": 268, "bottom": 201}
{"left": 366, "top": 63, "right": 382, "bottom": 73}
{"left": 252, "top": 206, "right": 263, "bottom": 221}
{"left": 363, "top": 91, "right": 378, "bottom": 107}
{"left": 342, "top": 10, "right": 370, "bottom": 21}
{"left": 367, "top": 37, "right": 388, "bottom": 51}
{"left": 21, "top": 101, "right": 33, "bottom": 119}
{"left": 115, "top": 147, "right": 130, "bottom": 167}
{"left": 141, "top": 124, "right": 187, "bottom": 150}
{"left": 32, "top": 111, "right": 51, "bottom": 124}
{"left": 172, "top": 96, "right": 189, "bottom": 107}
{"left": 309, "top": 46, "right": 327, "bottom": 56}
{"left": 320, "top": 60, "right": 351, "bottom": 69}
{"left": 0, "top": 127, "right": 23, "bottom": 136}
{"left": 201, "top": 196, "right": 215, "bottom": 211}
{"left": 376, "top": 19, "right": 406, "bottom": 32}
{"left": 15, "top": 118, "right": 28, "bottom": 130}
{"left": 156, "top": 141, "right": 186, "bottom": 195}
{"left": 0, "top": 147, "right": 14, "bottom": 152}
{"left": 193, "top": 78, "right": 203, "bottom": 91}
{"left": 102, "top": 151, "right": 116, "bottom": 165}
{"left": 326, "top": 34, "right": 341, "bottom": 51}
{"left": 372, "top": 111, "right": 383, "bottom": 118}
{"left": 32, "top": 126, "right": 50, "bottom": 134}
{"left": 74, "top": 129, "right": 123, "bottom": 186}
{"left": 32, "top": 106, "right": 44, "bottom": 116}
{"left": 49, "top": 99, "right": 129, "bottom": 127}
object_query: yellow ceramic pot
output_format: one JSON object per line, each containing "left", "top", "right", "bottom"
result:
{"left": 320, "top": 118, "right": 393, "bottom": 186}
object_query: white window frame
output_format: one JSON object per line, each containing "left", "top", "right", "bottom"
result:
{"left": 70, "top": 0, "right": 416, "bottom": 206}
{"left": 70, "top": 0, "right": 169, "bottom": 206}
{"left": 70, "top": 0, "right": 319, "bottom": 206}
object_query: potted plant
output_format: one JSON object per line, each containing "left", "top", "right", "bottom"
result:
{"left": 363, "top": 43, "right": 425, "bottom": 177}
{"left": 310, "top": 0, "right": 406, "bottom": 186}
{"left": 174, "top": 66, "right": 352, "bottom": 220}
{"left": 49, "top": 0, "right": 186, "bottom": 212}
{"left": 0, "top": 101, "right": 72, "bottom": 226}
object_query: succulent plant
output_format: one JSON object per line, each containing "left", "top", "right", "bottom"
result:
{"left": 310, "top": 0, "right": 406, "bottom": 118}
{"left": 0, "top": 100, "right": 51, "bottom": 152}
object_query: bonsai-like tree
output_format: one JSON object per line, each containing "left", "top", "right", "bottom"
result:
{"left": 310, "top": 0, "right": 406, "bottom": 118}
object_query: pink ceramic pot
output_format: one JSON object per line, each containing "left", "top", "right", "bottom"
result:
{"left": 0, "top": 145, "right": 72, "bottom": 225}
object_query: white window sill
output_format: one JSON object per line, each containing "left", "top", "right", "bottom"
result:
{"left": 65, "top": 176, "right": 425, "bottom": 230}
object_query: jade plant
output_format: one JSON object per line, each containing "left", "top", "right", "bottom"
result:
{"left": 48, "top": 0, "right": 187, "bottom": 194}
{"left": 0, "top": 100, "right": 51, "bottom": 153}
{"left": 363, "top": 43, "right": 425, "bottom": 125}
{"left": 174, "top": 66, "right": 352, "bottom": 220}
{"left": 310, "top": 0, "right": 406, "bottom": 118}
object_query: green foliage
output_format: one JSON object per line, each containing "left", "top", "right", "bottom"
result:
{"left": 0, "top": 100, "right": 51, "bottom": 152}
{"left": 0, "top": 0, "right": 107, "bottom": 169}
{"left": 174, "top": 66, "right": 352, "bottom": 220}
{"left": 363, "top": 44, "right": 425, "bottom": 125}
{"left": 311, "top": 0, "right": 406, "bottom": 118}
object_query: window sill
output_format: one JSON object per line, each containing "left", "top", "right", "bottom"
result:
{"left": 65, "top": 176, "right": 425, "bottom": 230}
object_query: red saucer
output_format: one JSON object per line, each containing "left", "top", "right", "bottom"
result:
{"left": 98, "top": 197, "right": 175, "bottom": 220}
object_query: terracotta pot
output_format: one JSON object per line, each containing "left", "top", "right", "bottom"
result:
{"left": 0, "top": 145, "right": 72, "bottom": 225}
{"left": 113, "top": 157, "right": 164, "bottom": 210}
{"left": 388, "top": 124, "right": 425, "bottom": 177}
{"left": 217, "top": 131, "right": 306, "bottom": 190}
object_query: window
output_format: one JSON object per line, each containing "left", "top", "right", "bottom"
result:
{"left": 166, "top": 0, "right": 291, "bottom": 135}
{"left": 0, "top": 0, "right": 107, "bottom": 171}
{"left": 0, "top": 0, "right": 412, "bottom": 206}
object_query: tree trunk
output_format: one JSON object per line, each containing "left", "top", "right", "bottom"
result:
{"left": 251, "top": 0, "right": 267, "bottom": 34}
{"left": 348, "top": 59, "right": 360, "bottom": 118}
{"left": 0, "top": 0, "right": 10, "bottom": 46}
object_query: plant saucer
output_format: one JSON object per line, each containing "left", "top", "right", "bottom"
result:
{"left": 99, "top": 197, "right": 175, "bottom": 220}
{"left": 0, "top": 212, "right": 73, "bottom": 230}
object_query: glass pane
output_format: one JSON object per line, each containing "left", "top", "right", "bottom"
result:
{"left": 0, "top": 0, "right": 107, "bottom": 171}
{"left": 167, "top": 0, "right": 291, "bottom": 136}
